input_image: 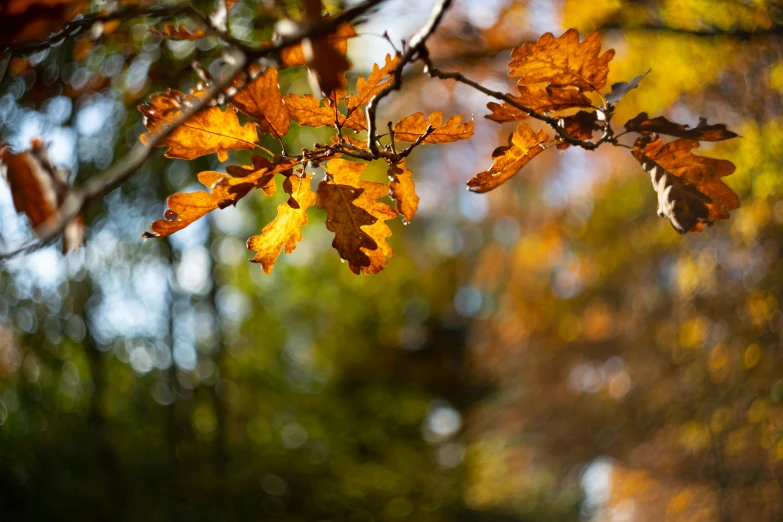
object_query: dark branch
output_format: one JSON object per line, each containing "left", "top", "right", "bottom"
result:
{"left": 365, "top": 0, "right": 453, "bottom": 154}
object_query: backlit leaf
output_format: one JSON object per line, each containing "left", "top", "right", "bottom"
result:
{"left": 247, "top": 174, "right": 316, "bottom": 274}
{"left": 144, "top": 156, "right": 296, "bottom": 238}
{"left": 631, "top": 137, "right": 739, "bottom": 233}
{"left": 139, "top": 88, "right": 259, "bottom": 162}
{"left": 393, "top": 112, "right": 474, "bottom": 144}
{"left": 346, "top": 53, "right": 401, "bottom": 112}
{"left": 508, "top": 29, "right": 614, "bottom": 92}
{"left": 231, "top": 66, "right": 290, "bottom": 139}
{"left": 283, "top": 94, "right": 336, "bottom": 128}
{"left": 467, "top": 124, "right": 548, "bottom": 193}
{"left": 317, "top": 159, "right": 395, "bottom": 274}
{"left": 388, "top": 160, "right": 419, "bottom": 224}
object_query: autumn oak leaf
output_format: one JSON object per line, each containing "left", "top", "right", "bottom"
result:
{"left": 139, "top": 89, "right": 259, "bottom": 162}
{"left": 144, "top": 156, "right": 296, "bottom": 238}
{"left": 625, "top": 113, "right": 739, "bottom": 142}
{"left": 247, "top": 174, "right": 316, "bottom": 274}
{"left": 509, "top": 29, "right": 614, "bottom": 92}
{"left": 388, "top": 160, "right": 419, "bottom": 224}
{"left": 631, "top": 137, "right": 739, "bottom": 233}
{"left": 467, "top": 124, "right": 548, "bottom": 193}
{"left": 317, "top": 159, "right": 396, "bottom": 275}
{"left": 231, "top": 66, "right": 290, "bottom": 139}
{"left": 393, "top": 112, "right": 474, "bottom": 144}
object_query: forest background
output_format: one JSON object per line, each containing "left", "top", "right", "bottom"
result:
{"left": 0, "top": 0, "right": 782, "bottom": 521}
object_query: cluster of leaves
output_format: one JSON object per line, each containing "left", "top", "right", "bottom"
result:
{"left": 0, "top": 4, "right": 742, "bottom": 273}
{"left": 473, "top": 29, "right": 739, "bottom": 234}
{"left": 137, "top": 40, "right": 473, "bottom": 275}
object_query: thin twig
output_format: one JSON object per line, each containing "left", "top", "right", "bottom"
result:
{"left": 0, "top": 48, "right": 247, "bottom": 260}
{"left": 365, "top": 0, "right": 453, "bottom": 154}
{"left": 0, "top": 0, "right": 389, "bottom": 260}
{"left": 420, "top": 52, "right": 614, "bottom": 150}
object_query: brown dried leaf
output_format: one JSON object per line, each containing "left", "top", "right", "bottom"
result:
{"left": 317, "top": 159, "right": 396, "bottom": 274}
{"left": 632, "top": 137, "right": 739, "bottom": 233}
{"left": 467, "top": 124, "right": 548, "bottom": 193}
{"left": 388, "top": 159, "right": 419, "bottom": 224}
{"left": 508, "top": 29, "right": 614, "bottom": 92}
{"left": 556, "top": 110, "right": 601, "bottom": 150}
{"left": 393, "top": 112, "right": 474, "bottom": 144}
{"left": 625, "top": 113, "right": 739, "bottom": 142}
{"left": 247, "top": 174, "right": 316, "bottom": 274}
{"left": 231, "top": 66, "right": 290, "bottom": 138}
{"left": 144, "top": 156, "right": 296, "bottom": 238}
{"left": 0, "top": 141, "right": 83, "bottom": 252}
{"left": 139, "top": 89, "right": 259, "bottom": 162}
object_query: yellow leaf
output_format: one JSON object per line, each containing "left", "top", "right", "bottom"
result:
{"left": 139, "top": 88, "right": 259, "bottom": 162}
{"left": 144, "top": 156, "right": 296, "bottom": 238}
{"left": 388, "top": 159, "right": 419, "bottom": 224}
{"left": 247, "top": 174, "right": 316, "bottom": 274}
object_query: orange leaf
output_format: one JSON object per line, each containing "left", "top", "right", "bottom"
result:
{"left": 485, "top": 85, "right": 593, "bottom": 124}
{"left": 508, "top": 29, "right": 614, "bottom": 92}
{"left": 0, "top": 141, "right": 83, "bottom": 252}
{"left": 231, "top": 66, "right": 290, "bottom": 138}
{"left": 388, "top": 159, "right": 419, "bottom": 224}
{"left": 631, "top": 137, "right": 739, "bottom": 233}
{"left": 346, "top": 53, "right": 401, "bottom": 113}
{"left": 316, "top": 159, "right": 396, "bottom": 274}
{"left": 625, "top": 113, "right": 739, "bottom": 142}
{"left": 139, "top": 88, "right": 259, "bottom": 162}
{"left": 393, "top": 112, "right": 474, "bottom": 144}
{"left": 283, "top": 94, "right": 338, "bottom": 129}
{"left": 247, "top": 174, "right": 316, "bottom": 274}
{"left": 144, "top": 156, "right": 296, "bottom": 238}
{"left": 467, "top": 124, "right": 548, "bottom": 193}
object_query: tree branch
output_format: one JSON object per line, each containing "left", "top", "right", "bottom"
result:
{"left": 0, "top": 0, "right": 389, "bottom": 260}
{"left": 419, "top": 52, "right": 614, "bottom": 150}
{"left": 365, "top": 0, "right": 453, "bottom": 154}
